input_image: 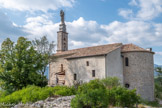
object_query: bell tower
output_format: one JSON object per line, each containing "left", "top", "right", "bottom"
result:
{"left": 57, "top": 10, "right": 68, "bottom": 53}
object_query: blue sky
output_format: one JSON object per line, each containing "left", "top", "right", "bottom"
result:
{"left": 0, "top": 0, "right": 162, "bottom": 65}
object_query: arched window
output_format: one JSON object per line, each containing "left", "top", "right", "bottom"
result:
{"left": 125, "top": 57, "right": 129, "bottom": 66}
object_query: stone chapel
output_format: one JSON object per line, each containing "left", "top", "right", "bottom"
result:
{"left": 49, "top": 10, "right": 155, "bottom": 101}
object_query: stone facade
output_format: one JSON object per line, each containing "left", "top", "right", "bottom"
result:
{"left": 57, "top": 10, "right": 68, "bottom": 53}
{"left": 49, "top": 10, "right": 155, "bottom": 101}
{"left": 57, "top": 31, "right": 68, "bottom": 52}
{"left": 67, "top": 56, "right": 106, "bottom": 85}
{"left": 106, "top": 47, "right": 124, "bottom": 84}
{"left": 49, "top": 49, "right": 154, "bottom": 101}
{"left": 49, "top": 57, "right": 68, "bottom": 85}
{"left": 49, "top": 55, "right": 105, "bottom": 86}
{"left": 123, "top": 52, "right": 154, "bottom": 101}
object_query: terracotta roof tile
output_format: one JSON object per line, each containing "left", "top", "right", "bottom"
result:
{"left": 53, "top": 43, "right": 154, "bottom": 59}
{"left": 54, "top": 43, "right": 122, "bottom": 58}
{"left": 121, "top": 43, "right": 154, "bottom": 53}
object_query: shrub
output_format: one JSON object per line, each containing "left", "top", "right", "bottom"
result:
{"left": 0, "top": 90, "right": 8, "bottom": 98}
{"left": 0, "top": 85, "right": 76, "bottom": 104}
{"left": 53, "top": 85, "right": 76, "bottom": 96}
{"left": 71, "top": 78, "right": 141, "bottom": 108}
{"left": 38, "top": 87, "right": 54, "bottom": 100}
{"left": 101, "top": 77, "right": 120, "bottom": 89}
{"left": 107, "top": 87, "right": 141, "bottom": 107}
{"left": 155, "top": 77, "right": 162, "bottom": 99}
{"left": 71, "top": 79, "right": 109, "bottom": 108}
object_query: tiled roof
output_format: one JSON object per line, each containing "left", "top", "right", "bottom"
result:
{"left": 54, "top": 43, "right": 122, "bottom": 59}
{"left": 121, "top": 43, "right": 154, "bottom": 53}
{"left": 53, "top": 43, "right": 154, "bottom": 59}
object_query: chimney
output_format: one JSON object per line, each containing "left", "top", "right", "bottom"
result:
{"left": 146, "top": 48, "right": 152, "bottom": 52}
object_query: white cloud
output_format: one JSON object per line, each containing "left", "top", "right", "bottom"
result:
{"left": 0, "top": 11, "right": 162, "bottom": 52}
{"left": 156, "top": 52, "right": 162, "bottom": 56}
{"left": 101, "top": 21, "right": 162, "bottom": 47}
{"left": 66, "top": 17, "right": 107, "bottom": 43}
{"left": 119, "top": 9, "right": 134, "bottom": 19}
{"left": 23, "top": 16, "right": 107, "bottom": 49}
{"left": 70, "top": 40, "right": 84, "bottom": 47}
{"left": 0, "top": 11, "right": 27, "bottom": 41}
{"left": 137, "top": 0, "right": 162, "bottom": 20}
{"left": 22, "top": 16, "right": 162, "bottom": 50}
{"left": 0, "top": 0, "right": 75, "bottom": 12}
{"left": 119, "top": 0, "right": 162, "bottom": 20}
{"left": 129, "top": 0, "right": 138, "bottom": 6}
{"left": 23, "top": 15, "right": 59, "bottom": 41}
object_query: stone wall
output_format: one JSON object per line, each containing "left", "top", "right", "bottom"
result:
{"left": 49, "top": 57, "right": 68, "bottom": 85}
{"left": 49, "top": 55, "right": 106, "bottom": 86}
{"left": 67, "top": 56, "right": 106, "bottom": 85}
{"left": 123, "top": 52, "right": 154, "bottom": 101}
{"left": 12, "top": 95, "right": 75, "bottom": 108}
{"left": 57, "top": 31, "right": 68, "bottom": 52}
{"left": 105, "top": 47, "right": 124, "bottom": 84}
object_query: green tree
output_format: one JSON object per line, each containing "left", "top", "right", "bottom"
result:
{"left": 32, "top": 36, "right": 55, "bottom": 81}
{"left": 0, "top": 37, "right": 48, "bottom": 93}
{"left": 155, "top": 67, "right": 162, "bottom": 99}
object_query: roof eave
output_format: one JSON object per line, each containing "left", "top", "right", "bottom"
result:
{"left": 121, "top": 50, "right": 155, "bottom": 54}
{"left": 66, "top": 54, "right": 106, "bottom": 60}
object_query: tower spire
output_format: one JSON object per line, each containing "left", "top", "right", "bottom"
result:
{"left": 59, "top": 10, "right": 66, "bottom": 32}
{"left": 57, "top": 10, "right": 68, "bottom": 53}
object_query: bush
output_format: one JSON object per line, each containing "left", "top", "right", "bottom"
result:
{"left": 53, "top": 85, "right": 76, "bottom": 96}
{"left": 107, "top": 87, "right": 141, "bottom": 107}
{"left": 71, "top": 79, "right": 109, "bottom": 108}
{"left": 0, "top": 90, "right": 8, "bottom": 98}
{"left": 0, "top": 85, "right": 76, "bottom": 104}
{"left": 155, "top": 77, "right": 162, "bottom": 99}
{"left": 101, "top": 77, "right": 120, "bottom": 89}
{"left": 71, "top": 78, "right": 141, "bottom": 108}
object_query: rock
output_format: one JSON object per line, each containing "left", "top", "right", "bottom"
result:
{"left": 12, "top": 95, "right": 75, "bottom": 108}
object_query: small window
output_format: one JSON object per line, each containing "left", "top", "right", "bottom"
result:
{"left": 125, "top": 57, "right": 129, "bottom": 66}
{"left": 74, "top": 74, "right": 77, "bottom": 80}
{"left": 125, "top": 83, "right": 130, "bottom": 88}
{"left": 92, "top": 70, "right": 95, "bottom": 77}
{"left": 86, "top": 61, "right": 89, "bottom": 66}
{"left": 61, "top": 64, "right": 63, "bottom": 71}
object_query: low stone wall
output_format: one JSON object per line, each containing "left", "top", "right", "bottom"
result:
{"left": 12, "top": 95, "right": 75, "bottom": 108}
